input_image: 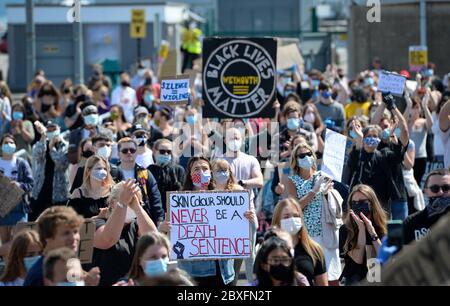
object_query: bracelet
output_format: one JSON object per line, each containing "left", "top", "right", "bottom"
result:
{"left": 116, "top": 202, "right": 125, "bottom": 209}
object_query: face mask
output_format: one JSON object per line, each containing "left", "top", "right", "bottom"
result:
{"left": 2, "top": 143, "right": 16, "bottom": 155}
{"left": 84, "top": 114, "right": 99, "bottom": 126}
{"left": 349, "top": 130, "right": 358, "bottom": 139}
{"left": 110, "top": 112, "right": 119, "bottom": 121}
{"left": 137, "top": 69, "right": 146, "bottom": 78}
{"left": 41, "top": 104, "right": 51, "bottom": 113}
{"left": 321, "top": 91, "right": 331, "bottom": 99}
{"left": 186, "top": 115, "right": 197, "bottom": 125}
{"left": 280, "top": 217, "right": 302, "bottom": 235}
{"left": 284, "top": 89, "right": 295, "bottom": 97}
{"left": 364, "top": 136, "right": 381, "bottom": 148}
{"left": 97, "top": 146, "right": 111, "bottom": 159}
{"left": 192, "top": 170, "right": 211, "bottom": 188}
{"left": 82, "top": 150, "right": 94, "bottom": 159}
{"left": 47, "top": 129, "right": 60, "bottom": 140}
{"left": 269, "top": 263, "right": 293, "bottom": 283}
{"left": 365, "top": 78, "right": 374, "bottom": 86}
{"left": 125, "top": 207, "right": 137, "bottom": 223}
{"left": 144, "top": 78, "right": 152, "bottom": 86}
{"left": 56, "top": 281, "right": 85, "bottom": 286}
{"left": 92, "top": 169, "right": 108, "bottom": 181}
{"left": 13, "top": 111, "right": 24, "bottom": 121}
{"left": 24, "top": 256, "right": 41, "bottom": 271}
{"left": 157, "top": 154, "right": 172, "bottom": 166}
{"left": 227, "top": 139, "right": 242, "bottom": 152}
{"left": 287, "top": 118, "right": 301, "bottom": 131}
{"left": 304, "top": 113, "right": 315, "bottom": 124}
{"left": 144, "top": 258, "right": 168, "bottom": 277}
{"left": 121, "top": 81, "right": 129, "bottom": 87}
{"left": 144, "top": 93, "right": 154, "bottom": 105}
{"left": 311, "top": 79, "right": 320, "bottom": 88}
{"left": 214, "top": 171, "right": 229, "bottom": 184}
{"left": 298, "top": 156, "right": 315, "bottom": 170}
{"left": 136, "top": 137, "right": 147, "bottom": 147}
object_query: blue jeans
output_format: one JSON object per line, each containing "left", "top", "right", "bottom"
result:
{"left": 390, "top": 199, "right": 408, "bottom": 221}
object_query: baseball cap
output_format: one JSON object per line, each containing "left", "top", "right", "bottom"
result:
{"left": 134, "top": 106, "right": 149, "bottom": 117}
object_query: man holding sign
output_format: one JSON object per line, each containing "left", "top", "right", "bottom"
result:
{"left": 160, "top": 76, "right": 190, "bottom": 106}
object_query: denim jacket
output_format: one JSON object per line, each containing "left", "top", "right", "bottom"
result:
{"left": 178, "top": 259, "right": 235, "bottom": 285}
{"left": 31, "top": 138, "right": 70, "bottom": 203}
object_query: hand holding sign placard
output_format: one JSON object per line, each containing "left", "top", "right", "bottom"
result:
{"left": 160, "top": 75, "right": 190, "bottom": 105}
{"left": 378, "top": 71, "right": 406, "bottom": 96}
{"left": 321, "top": 129, "right": 347, "bottom": 182}
{"left": 168, "top": 190, "right": 251, "bottom": 260}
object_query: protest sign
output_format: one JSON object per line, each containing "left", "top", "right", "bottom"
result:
{"left": 167, "top": 190, "right": 251, "bottom": 260}
{"left": 366, "top": 212, "right": 450, "bottom": 286}
{"left": 202, "top": 38, "right": 277, "bottom": 118}
{"left": 409, "top": 45, "right": 428, "bottom": 72}
{"left": 15, "top": 219, "right": 95, "bottom": 264}
{"left": 377, "top": 70, "right": 406, "bottom": 96}
{"left": 160, "top": 75, "right": 190, "bottom": 105}
{"left": 277, "top": 43, "right": 304, "bottom": 71}
{"left": 321, "top": 129, "right": 347, "bottom": 182}
{"left": 0, "top": 173, "right": 25, "bottom": 218}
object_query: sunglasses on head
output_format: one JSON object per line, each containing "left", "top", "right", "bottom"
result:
{"left": 297, "top": 152, "right": 313, "bottom": 159}
{"left": 121, "top": 148, "right": 137, "bottom": 154}
{"left": 428, "top": 184, "right": 450, "bottom": 193}
{"left": 159, "top": 149, "right": 172, "bottom": 155}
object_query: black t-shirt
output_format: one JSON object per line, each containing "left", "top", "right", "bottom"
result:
{"left": 66, "top": 189, "right": 108, "bottom": 218}
{"left": 377, "top": 141, "right": 408, "bottom": 201}
{"left": 403, "top": 205, "right": 450, "bottom": 245}
{"left": 92, "top": 218, "right": 140, "bottom": 286}
{"left": 294, "top": 243, "right": 326, "bottom": 286}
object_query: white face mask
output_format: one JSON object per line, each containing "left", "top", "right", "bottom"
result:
{"left": 125, "top": 207, "right": 137, "bottom": 223}
{"left": 97, "top": 146, "right": 111, "bottom": 159}
{"left": 280, "top": 217, "right": 302, "bottom": 235}
{"left": 227, "top": 139, "right": 242, "bottom": 152}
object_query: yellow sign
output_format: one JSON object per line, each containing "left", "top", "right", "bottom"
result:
{"left": 409, "top": 46, "right": 428, "bottom": 72}
{"left": 130, "top": 9, "right": 146, "bottom": 39}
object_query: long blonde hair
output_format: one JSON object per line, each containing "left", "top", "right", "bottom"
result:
{"left": 82, "top": 155, "right": 113, "bottom": 191}
{"left": 343, "top": 184, "right": 388, "bottom": 254}
{"left": 290, "top": 143, "right": 317, "bottom": 175}
{"left": 212, "top": 159, "right": 238, "bottom": 191}
{"left": 272, "top": 198, "right": 325, "bottom": 266}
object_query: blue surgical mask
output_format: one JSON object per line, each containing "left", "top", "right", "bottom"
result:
{"left": 364, "top": 136, "right": 381, "bottom": 148}
{"left": 186, "top": 115, "right": 197, "bottom": 125}
{"left": 144, "top": 93, "right": 154, "bottom": 105}
{"left": 321, "top": 91, "right": 331, "bottom": 99}
{"left": 157, "top": 154, "right": 172, "bottom": 166}
{"left": 2, "top": 143, "right": 16, "bottom": 154}
{"left": 214, "top": 171, "right": 229, "bottom": 184}
{"left": 311, "top": 79, "right": 320, "bottom": 88}
{"left": 56, "top": 281, "right": 85, "bottom": 286}
{"left": 382, "top": 128, "right": 390, "bottom": 140}
{"left": 47, "top": 129, "right": 60, "bottom": 140}
{"left": 92, "top": 169, "right": 108, "bottom": 181}
{"left": 297, "top": 156, "right": 315, "bottom": 170}
{"left": 394, "top": 128, "right": 401, "bottom": 138}
{"left": 365, "top": 77, "right": 374, "bottom": 86}
{"left": 349, "top": 130, "right": 358, "bottom": 139}
{"left": 13, "top": 111, "right": 24, "bottom": 121}
{"left": 287, "top": 118, "right": 301, "bottom": 130}
{"left": 144, "top": 258, "right": 168, "bottom": 277}
{"left": 84, "top": 114, "right": 99, "bottom": 126}
{"left": 24, "top": 256, "right": 41, "bottom": 271}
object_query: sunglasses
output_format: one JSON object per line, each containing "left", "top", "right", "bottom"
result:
{"left": 121, "top": 148, "right": 137, "bottom": 154}
{"left": 297, "top": 152, "right": 313, "bottom": 159}
{"left": 428, "top": 184, "right": 450, "bottom": 193}
{"left": 351, "top": 200, "right": 371, "bottom": 207}
{"left": 159, "top": 149, "right": 172, "bottom": 155}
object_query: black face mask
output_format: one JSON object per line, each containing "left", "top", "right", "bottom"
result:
{"left": 41, "top": 103, "right": 51, "bottom": 113}
{"left": 144, "top": 78, "right": 152, "bottom": 86}
{"left": 331, "top": 92, "right": 338, "bottom": 100}
{"left": 121, "top": 81, "right": 130, "bottom": 87}
{"left": 269, "top": 264, "right": 293, "bottom": 283}
{"left": 82, "top": 150, "right": 95, "bottom": 159}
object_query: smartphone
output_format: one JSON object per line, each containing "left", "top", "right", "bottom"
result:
{"left": 387, "top": 220, "right": 404, "bottom": 249}
{"left": 352, "top": 201, "right": 370, "bottom": 217}
{"left": 167, "top": 261, "right": 178, "bottom": 272}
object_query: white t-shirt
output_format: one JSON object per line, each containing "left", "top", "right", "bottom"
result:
{"left": 441, "top": 128, "right": 450, "bottom": 169}
{"left": 121, "top": 168, "right": 135, "bottom": 180}
{"left": 111, "top": 86, "right": 137, "bottom": 124}
{"left": 136, "top": 150, "right": 154, "bottom": 168}
{"left": 221, "top": 152, "right": 261, "bottom": 209}
{"left": 431, "top": 113, "right": 445, "bottom": 156}
{"left": 0, "top": 157, "right": 18, "bottom": 180}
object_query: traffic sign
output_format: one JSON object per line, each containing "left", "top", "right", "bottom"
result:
{"left": 130, "top": 9, "right": 146, "bottom": 39}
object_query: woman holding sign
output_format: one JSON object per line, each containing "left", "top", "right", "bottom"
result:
{"left": 162, "top": 156, "right": 235, "bottom": 286}
{"left": 0, "top": 134, "right": 34, "bottom": 244}
{"left": 286, "top": 143, "right": 341, "bottom": 285}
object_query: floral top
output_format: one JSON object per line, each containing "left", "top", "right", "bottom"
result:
{"left": 289, "top": 172, "right": 323, "bottom": 237}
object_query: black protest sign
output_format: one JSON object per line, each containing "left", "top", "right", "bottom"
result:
{"left": 202, "top": 38, "right": 277, "bottom": 118}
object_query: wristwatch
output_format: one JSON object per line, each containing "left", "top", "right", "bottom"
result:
{"left": 238, "top": 180, "right": 246, "bottom": 188}
{"left": 370, "top": 234, "right": 379, "bottom": 241}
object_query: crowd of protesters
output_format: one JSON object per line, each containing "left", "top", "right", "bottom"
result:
{"left": 0, "top": 58, "right": 449, "bottom": 287}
